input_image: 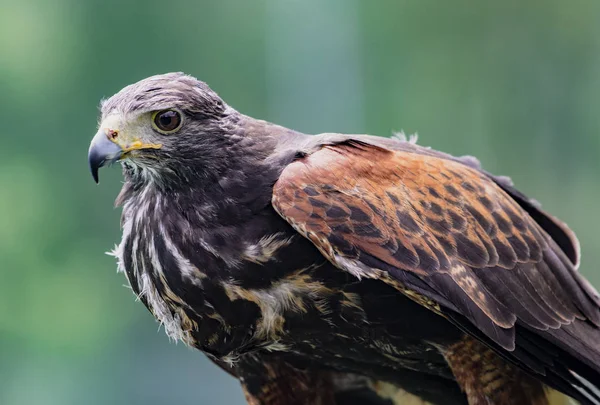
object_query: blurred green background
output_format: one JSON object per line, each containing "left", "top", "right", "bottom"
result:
{"left": 1, "top": 1, "right": 598, "bottom": 404}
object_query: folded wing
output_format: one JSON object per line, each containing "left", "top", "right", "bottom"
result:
{"left": 272, "top": 139, "right": 600, "bottom": 403}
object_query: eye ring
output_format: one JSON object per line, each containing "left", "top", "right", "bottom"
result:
{"left": 152, "top": 109, "right": 183, "bottom": 134}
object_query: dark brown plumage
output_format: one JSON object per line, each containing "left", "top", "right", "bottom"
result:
{"left": 444, "top": 336, "right": 548, "bottom": 405}
{"left": 89, "top": 72, "right": 600, "bottom": 405}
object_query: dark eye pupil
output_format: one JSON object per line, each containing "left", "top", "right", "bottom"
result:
{"left": 160, "top": 114, "right": 174, "bottom": 127}
{"left": 155, "top": 110, "right": 181, "bottom": 132}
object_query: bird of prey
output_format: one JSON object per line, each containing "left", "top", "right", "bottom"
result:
{"left": 89, "top": 72, "right": 600, "bottom": 405}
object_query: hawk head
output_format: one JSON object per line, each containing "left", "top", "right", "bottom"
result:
{"left": 88, "top": 72, "right": 243, "bottom": 186}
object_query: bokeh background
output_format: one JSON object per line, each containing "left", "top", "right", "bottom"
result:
{"left": 1, "top": 1, "right": 599, "bottom": 404}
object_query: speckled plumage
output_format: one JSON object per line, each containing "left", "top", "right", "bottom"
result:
{"left": 90, "top": 73, "right": 600, "bottom": 405}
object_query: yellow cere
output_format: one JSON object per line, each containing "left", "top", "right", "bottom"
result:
{"left": 122, "top": 140, "right": 162, "bottom": 153}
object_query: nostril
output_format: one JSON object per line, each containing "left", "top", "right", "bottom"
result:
{"left": 106, "top": 129, "right": 119, "bottom": 140}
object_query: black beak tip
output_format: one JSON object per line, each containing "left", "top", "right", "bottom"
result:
{"left": 88, "top": 151, "right": 105, "bottom": 184}
{"left": 91, "top": 165, "right": 100, "bottom": 184}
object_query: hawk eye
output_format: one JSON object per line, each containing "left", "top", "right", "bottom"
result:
{"left": 152, "top": 110, "right": 182, "bottom": 133}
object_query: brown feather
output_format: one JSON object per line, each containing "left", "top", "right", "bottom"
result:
{"left": 444, "top": 335, "right": 549, "bottom": 405}
{"left": 272, "top": 139, "right": 600, "bottom": 360}
{"left": 238, "top": 356, "right": 336, "bottom": 405}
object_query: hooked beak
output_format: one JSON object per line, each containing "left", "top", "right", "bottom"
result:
{"left": 88, "top": 129, "right": 123, "bottom": 183}
{"left": 88, "top": 126, "right": 163, "bottom": 183}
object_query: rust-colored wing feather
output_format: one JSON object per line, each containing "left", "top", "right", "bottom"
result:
{"left": 272, "top": 140, "right": 600, "bottom": 378}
